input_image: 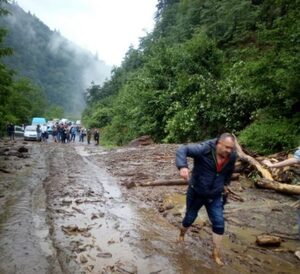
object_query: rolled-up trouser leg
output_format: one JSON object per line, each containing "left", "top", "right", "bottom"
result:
{"left": 182, "top": 186, "right": 205, "bottom": 228}
{"left": 205, "top": 196, "right": 224, "bottom": 235}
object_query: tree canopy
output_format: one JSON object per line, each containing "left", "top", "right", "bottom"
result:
{"left": 83, "top": 0, "right": 299, "bottom": 153}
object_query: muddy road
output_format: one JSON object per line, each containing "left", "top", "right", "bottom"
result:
{"left": 0, "top": 140, "right": 299, "bottom": 274}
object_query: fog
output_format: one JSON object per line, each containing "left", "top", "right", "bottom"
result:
{"left": 2, "top": 2, "right": 112, "bottom": 117}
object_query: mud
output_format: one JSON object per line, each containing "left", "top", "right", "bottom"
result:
{"left": 0, "top": 139, "right": 299, "bottom": 274}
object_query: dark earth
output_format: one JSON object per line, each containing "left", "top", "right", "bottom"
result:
{"left": 0, "top": 138, "right": 299, "bottom": 274}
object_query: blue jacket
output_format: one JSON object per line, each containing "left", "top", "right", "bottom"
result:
{"left": 176, "top": 138, "right": 237, "bottom": 198}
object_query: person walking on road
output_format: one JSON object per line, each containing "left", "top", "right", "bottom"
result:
{"left": 94, "top": 129, "right": 100, "bottom": 145}
{"left": 87, "top": 129, "right": 92, "bottom": 144}
{"left": 36, "top": 124, "right": 41, "bottom": 141}
{"left": 176, "top": 133, "right": 237, "bottom": 265}
{"left": 6, "top": 122, "right": 15, "bottom": 141}
{"left": 70, "top": 126, "right": 77, "bottom": 142}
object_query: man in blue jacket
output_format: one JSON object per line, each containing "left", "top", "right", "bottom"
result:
{"left": 176, "top": 133, "right": 237, "bottom": 265}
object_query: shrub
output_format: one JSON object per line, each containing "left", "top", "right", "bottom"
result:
{"left": 238, "top": 119, "right": 300, "bottom": 155}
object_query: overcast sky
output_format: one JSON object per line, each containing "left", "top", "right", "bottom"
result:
{"left": 16, "top": 0, "right": 158, "bottom": 66}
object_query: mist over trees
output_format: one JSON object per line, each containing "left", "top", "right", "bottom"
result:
{"left": 0, "top": 0, "right": 47, "bottom": 135}
{"left": 83, "top": 0, "right": 299, "bottom": 154}
{"left": 0, "top": 2, "right": 111, "bottom": 117}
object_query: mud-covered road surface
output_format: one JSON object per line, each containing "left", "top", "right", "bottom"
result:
{"left": 0, "top": 139, "right": 299, "bottom": 274}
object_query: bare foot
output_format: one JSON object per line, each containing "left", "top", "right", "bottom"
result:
{"left": 178, "top": 234, "right": 185, "bottom": 242}
{"left": 212, "top": 248, "right": 224, "bottom": 266}
{"left": 178, "top": 227, "right": 186, "bottom": 242}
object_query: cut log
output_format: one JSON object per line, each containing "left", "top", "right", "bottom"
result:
{"left": 138, "top": 173, "right": 240, "bottom": 187}
{"left": 233, "top": 136, "right": 273, "bottom": 181}
{"left": 139, "top": 179, "right": 187, "bottom": 187}
{"left": 256, "top": 178, "right": 300, "bottom": 195}
{"left": 256, "top": 235, "right": 282, "bottom": 247}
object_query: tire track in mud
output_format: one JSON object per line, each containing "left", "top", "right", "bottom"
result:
{"left": 0, "top": 144, "right": 62, "bottom": 274}
{"left": 45, "top": 144, "right": 223, "bottom": 274}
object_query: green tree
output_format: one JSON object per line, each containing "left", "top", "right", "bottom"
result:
{"left": 83, "top": 0, "right": 300, "bottom": 152}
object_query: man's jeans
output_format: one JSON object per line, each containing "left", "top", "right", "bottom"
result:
{"left": 182, "top": 185, "right": 225, "bottom": 235}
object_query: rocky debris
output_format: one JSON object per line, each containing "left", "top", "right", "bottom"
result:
{"left": 18, "top": 146, "right": 28, "bottom": 153}
{"left": 79, "top": 254, "right": 88, "bottom": 264}
{"left": 125, "top": 181, "right": 136, "bottom": 189}
{"left": 75, "top": 198, "right": 104, "bottom": 204}
{"left": 0, "top": 144, "right": 29, "bottom": 159}
{"left": 127, "top": 135, "right": 154, "bottom": 147}
{"left": 256, "top": 235, "right": 282, "bottom": 247}
{"left": 61, "top": 225, "right": 91, "bottom": 236}
{"left": 85, "top": 265, "right": 94, "bottom": 272}
{"left": 96, "top": 252, "right": 113, "bottom": 258}
{"left": 91, "top": 212, "right": 105, "bottom": 219}
{"left": 0, "top": 167, "right": 10, "bottom": 173}
{"left": 61, "top": 199, "right": 73, "bottom": 206}
{"left": 72, "top": 206, "right": 85, "bottom": 215}
{"left": 101, "top": 261, "right": 137, "bottom": 274}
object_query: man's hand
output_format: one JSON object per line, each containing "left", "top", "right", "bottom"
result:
{"left": 262, "top": 159, "right": 274, "bottom": 168}
{"left": 179, "top": 167, "right": 190, "bottom": 181}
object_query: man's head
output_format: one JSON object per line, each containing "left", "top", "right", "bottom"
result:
{"left": 216, "top": 133, "right": 235, "bottom": 158}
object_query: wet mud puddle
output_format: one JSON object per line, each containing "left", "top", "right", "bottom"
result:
{"left": 45, "top": 145, "right": 224, "bottom": 274}
{"left": 0, "top": 145, "right": 61, "bottom": 274}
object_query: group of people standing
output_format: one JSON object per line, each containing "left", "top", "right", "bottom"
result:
{"left": 51, "top": 123, "right": 78, "bottom": 143}
{"left": 50, "top": 123, "right": 100, "bottom": 145}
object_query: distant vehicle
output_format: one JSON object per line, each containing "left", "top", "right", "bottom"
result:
{"left": 47, "top": 125, "right": 53, "bottom": 135}
{"left": 60, "top": 118, "right": 68, "bottom": 124}
{"left": 24, "top": 125, "right": 41, "bottom": 141}
{"left": 31, "top": 117, "right": 47, "bottom": 125}
{"left": 75, "top": 120, "right": 81, "bottom": 125}
{"left": 47, "top": 122, "right": 54, "bottom": 135}
{"left": 14, "top": 125, "right": 24, "bottom": 137}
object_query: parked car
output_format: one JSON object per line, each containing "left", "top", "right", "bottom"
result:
{"left": 24, "top": 125, "right": 41, "bottom": 141}
{"left": 14, "top": 125, "right": 24, "bottom": 137}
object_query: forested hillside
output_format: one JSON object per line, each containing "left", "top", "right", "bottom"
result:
{"left": 0, "top": 0, "right": 45, "bottom": 134}
{"left": 83, "top": 0, "right": 299, "bottom": 154}
{"left": 0, "top": 2, "right": 111, "bottom": 116}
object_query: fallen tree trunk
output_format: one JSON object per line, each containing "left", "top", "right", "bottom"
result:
{"left": 256, "top": 178, "right": 300, "bottom": 195}
{"left": 234, "top": 136, "right": 274, "bottom": 181}
{"left": 138, "top": 173, "right": 241, "bottom": 187}
{"left": 138, "top": 179, "right": 187, "bottom": 187}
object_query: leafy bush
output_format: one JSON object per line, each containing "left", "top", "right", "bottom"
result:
{"left": 238, "top": 119, "right": 300, "bottom": 155}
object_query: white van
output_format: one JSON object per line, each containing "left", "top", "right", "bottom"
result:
{"left": 32, "top": 117, "right": 47, "bottom": 125}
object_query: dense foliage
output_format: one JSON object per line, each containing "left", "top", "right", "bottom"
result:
{"left": 0, "top": 2, "right": 111, "bottom": 117}
{"left": 0, "top": 0, "right": 46, "bottom": 135}
{"left": 83, "top": 0, "right": 299, "bottom": 153}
